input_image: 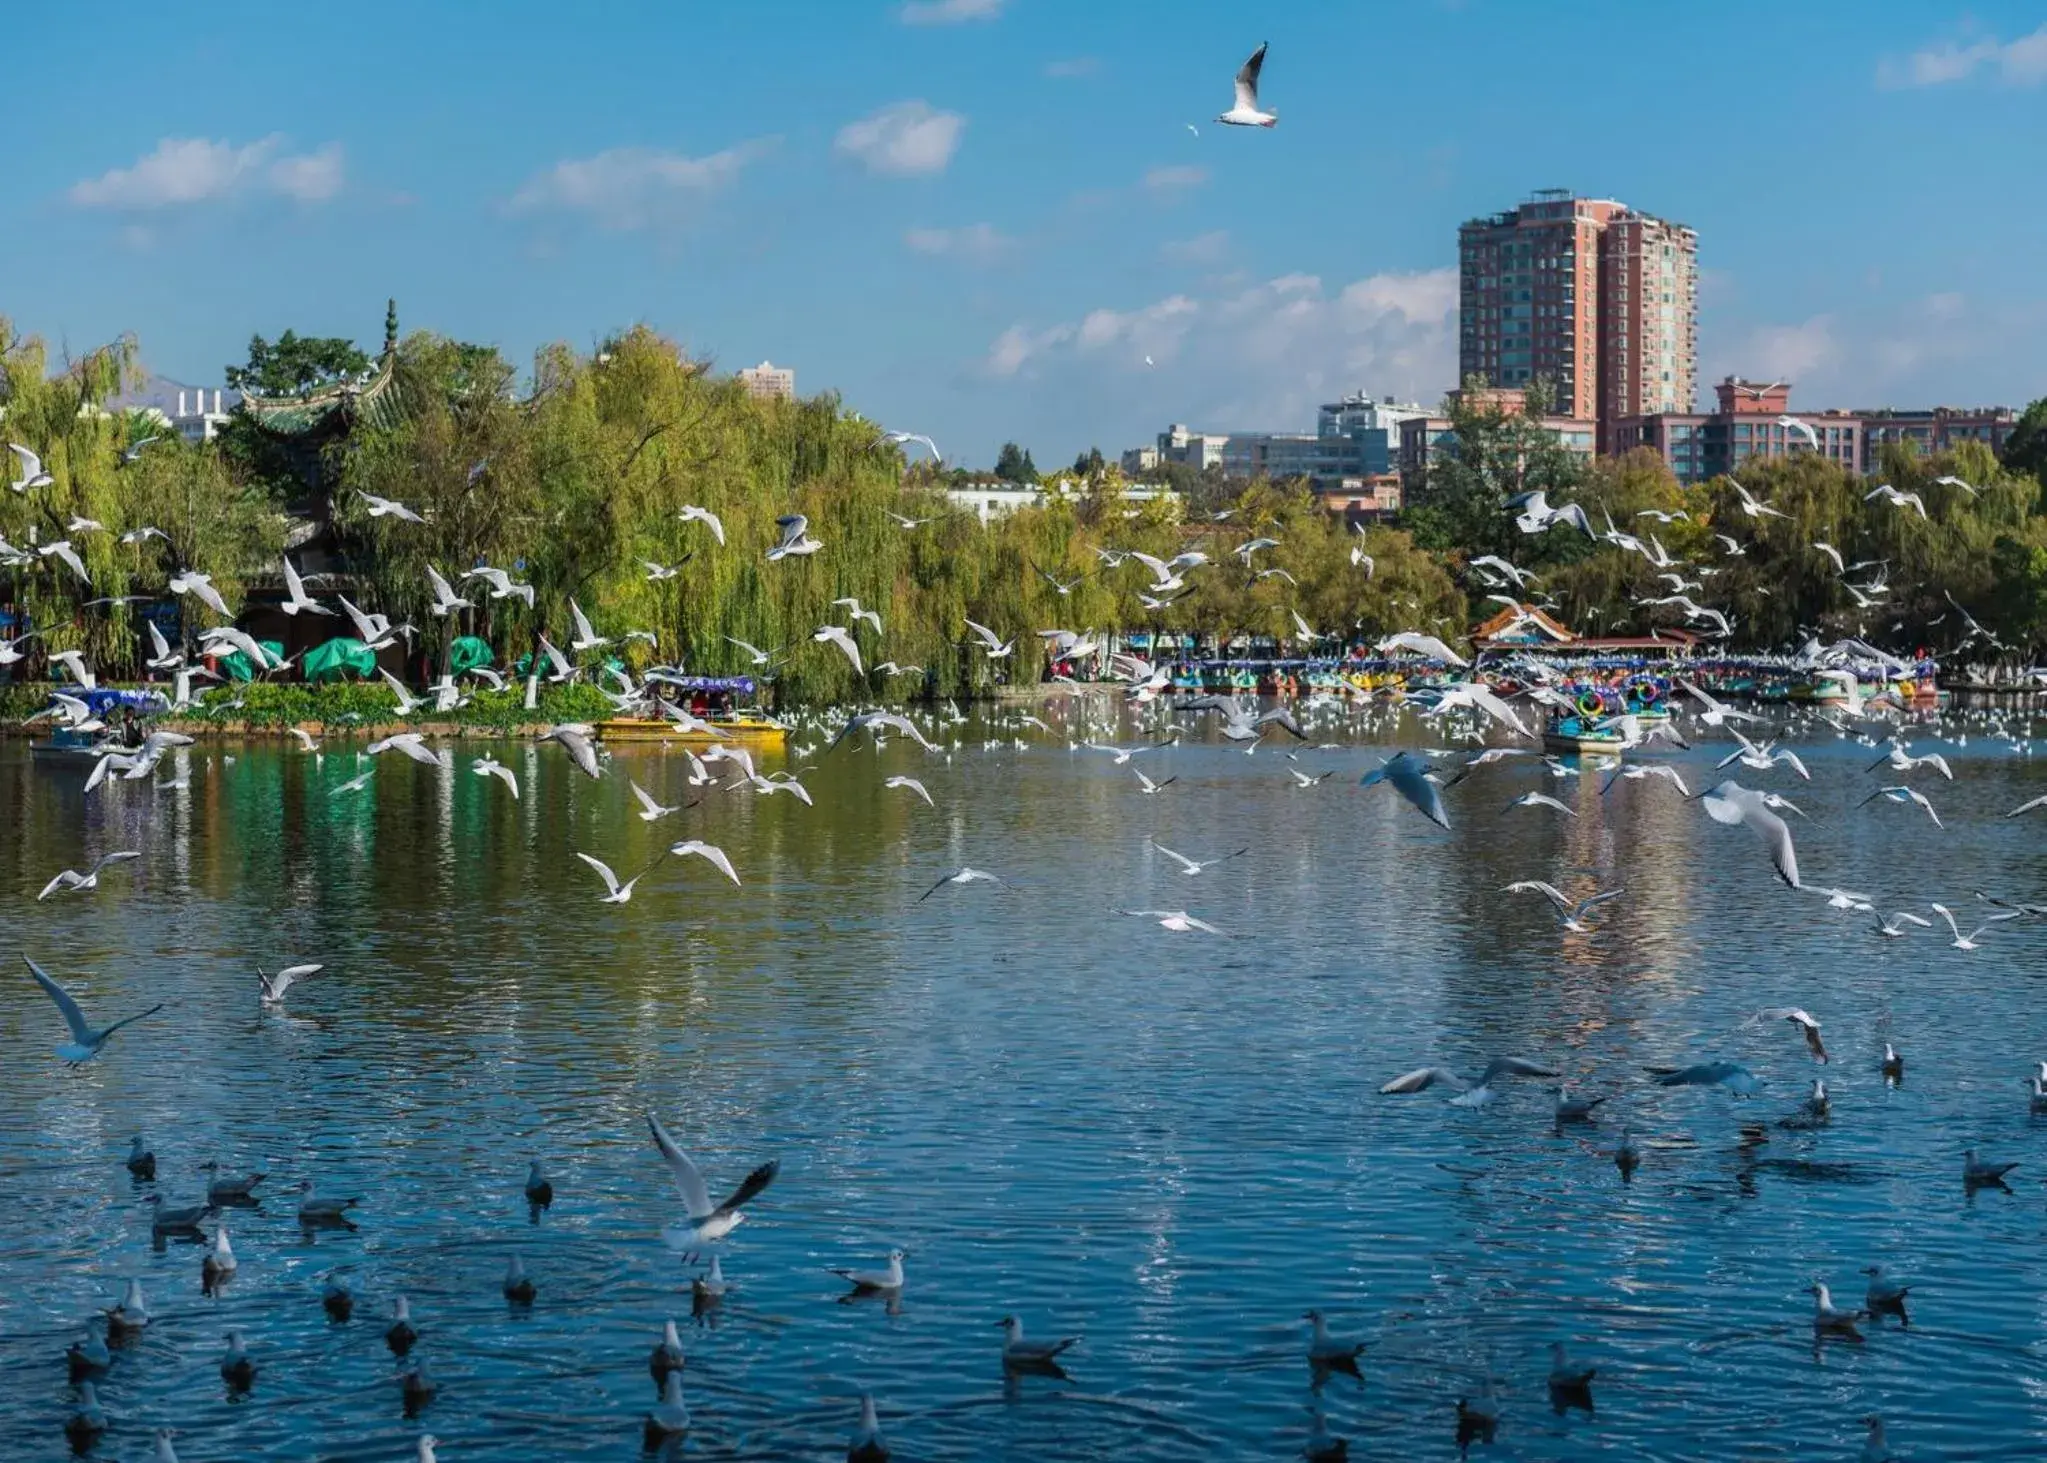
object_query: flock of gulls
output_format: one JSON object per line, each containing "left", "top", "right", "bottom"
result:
{"left": 8, "top": 43, "right": 2047, "bottom": 1459}
{"left": 23, "top": 665, "right": 2044, "bottom": 1461}
{"left": 16, "top": 506, "right": 2047, "bottom": 1462}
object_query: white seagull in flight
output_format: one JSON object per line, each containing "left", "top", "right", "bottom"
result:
{"left": 1216, "top": 42, "right": 1277, "bottom": 127}
{"left": 1503, "top": 881, "right": 1623, "bottom": 932}
{"left": 38, "top": 850, "right": 142, "bottom": 901}
{"left": 25, "top": 954, "right": 164, "bottom": 1064}
{"left": 1380, "top": 1056, "right": 1561, "bottom": 1107}
{"left": 645, "top": 1113, "right": 778, "bottom": 1244}
{"left": 677, "top": 504, "right": 726, "bottom": 545}
{"left": 1700, "top": 780, "right": 1800, "bottom": 888}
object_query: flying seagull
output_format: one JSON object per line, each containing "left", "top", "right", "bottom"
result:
{"left": 919, "top": 867, "right": 999, "bottom": 902}
{"left": 38, "top": 850, "right": 142, "bottom": 901}
{"left": 24, "top": 954, "right": 164, "bottom": 1064}
{"left": 667, "top": 839, "right": 741, "bottom": 885}
{"left": 676, "top": 504, "right": 726, "bottom": 545}
{"left": 1149, "top": 840, "right": 1248, "bottom": 876}
{"left": 1216, "top": 41, "right": 1277, "bottom": 127}
{"left": 1116, "top": 908, "right": 1226, "bottom": 934}
{"left": 813, "top": 623, "right": 865, "bottom": 675}
{"left": 1380, "top": 1056, "right": 1560, "bottom": 1107}
{"left": 1743, "top": 1007, "right": 1829, "bottom": 1063}
{"left": 1360, "top": 751, "right": 1449, "bottom": 828}
{"left": 359, "top": 492, "right": 426, "bottom": 523}
{"left": 258, "top": 963, "right": 324, "bottom": 1005}
{"left": 577, "top": 851, "right": 665, "bottom": 904}
{"left": 645, "top": 1112, "right": 778, "bottom": 1243}
{"left": 884, "top": 775, "right": 934, "bottom": 807}
{"left": 1503, "top": 880, "right": 1623, "bottom": 932}
{"left": 1649, "top": 1060, "right": 1761, "bottom": 1095}
{"left": 1699, "top": 780, "right": 1800, "bottom": 888}
{"left": 767, "top": 513, "right": 822, "bottom": 561}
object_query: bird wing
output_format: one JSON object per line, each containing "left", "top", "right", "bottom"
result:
{"left": 25, "top": 955, "right": 95, "bottom": 1042}
{"left": 1480, "top": 1056, "right": 1561, "bottom": 1082}
{"left": 90, "top": 850, "right": 143, "bottom": 876}
{"left": 645, "top": 1113, "right": 713, "bottom": 1218}
{"left": 962, "top": 619, "right": 1001, "bottom": 648}
{"left": 713, "top": 1159, "right": 779, "bottom": 1217}
{"left": 570, "top": 600, "right": 599, "bottom": 643}
{"left": 576, "top": 852, "right": 623, "bottom": 896}
{"left": 1151, "top": 843, "right": 1199, "bottom": 872}
{"left": 1931, "top": 903, "right": 1961, "bottom": 938}
{"left": 1505, "top": 880, "right": 1571, "bottom": 912}
{"left": 1232, "top": 41, "right": 1269, "bottom": 108}
{"left": 1380, "top": 1066, "right": 1464, "bottom": 1094}
{"left": 1382, "top": 756, "right": 1450, "bottom": 829}
{"left": 630, "top": 780, "right": 664, "bottom": 816}
{"left": 670, "top": 840, "right": 740, "bottom": 885}
{"left": 1254, "top": 707, "right": 1308, "bottom": 739}
{"left": 551, "top": 728, "right": 602, "bottom": 779}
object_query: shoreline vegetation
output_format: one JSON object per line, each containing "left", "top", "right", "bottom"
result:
{"left": 4, "top": 314, "right": 2046, "bottom": 721}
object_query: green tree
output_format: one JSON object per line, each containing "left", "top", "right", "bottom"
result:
{"left": 993, "top": 442, "right": 1038, "bottom": 484}
{"left": 1402, "top": 376, "right": 1590, "bottom": 564}
{"left": 2005, "top": 397, "right": 2047, "bottom": 487}
{"left": 225, "top": 330, "right": 371, "bottom": 395}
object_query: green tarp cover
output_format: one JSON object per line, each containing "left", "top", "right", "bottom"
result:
{"left": 449, "top": 636, "right": 494, "bottom": 674}
{"left": 220, "top": 640, "right": 286, "bottom": 683}
{"left": 303, "top": 637, "right": 378, "bottom": 682}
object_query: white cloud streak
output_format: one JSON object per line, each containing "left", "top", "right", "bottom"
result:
{"left": 509, "top": 141, "right": 773, "bottom": 230}
{"left": 903, "top": 222, "right": 1012, "bottom": 262}
{"left": 69, "top": 135, "right": 346, "bottom": 209}
{"left": 835, "top": 101, "right": 966, "bottom": 176}
{"left": 1140, "top": 164, "right": 1209, "bottom": 196}
{"left": 984, "top": 269, "right": 1458, "bottom": 421}
{"left": 899, "top": 0, "right": 1004, "bottom": 24}
{"left": 1879, "top": 24, "right": 2047, "bottom": 88}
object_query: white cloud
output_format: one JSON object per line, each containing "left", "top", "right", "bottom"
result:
{"left": 68, "top": 135, "right": 346, "bottom": 209}
{"left": 1879, "top": 23, "right": 2047, "bottom": 88}
{"left": 1711, "top": 292, "right": 2047, "bottom": 410}
{"left": 1044, "top": 56, "right": 1099, "bottom": 79}
{"left": 267, "top": 143, "right": 346, "bottom": 202}
{"left": 509, "top": 141, "right": 771, "bottom": 230}
{"left": 983, "top": 268, "right": 1459, "bottom": 426}
{"left": 1141, "top": 164, "right": 1208, "bottom": 196}
{"left": 903, "top": 222, "right": 1012, "bottom": 262}
{"left": 835, "top": 101, "right": 965, "bottom": 176}
{"left": 1738, "top": 316, "right": 1839, "bottom": 382}
{"left": 899, "top": 0, "right": 1004, "bottom": 24}
{"left": 1161, "top": 230, "right": 1230, "bottom": 266}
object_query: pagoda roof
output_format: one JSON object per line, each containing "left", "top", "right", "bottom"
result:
{"left": 238, "top": 350, "right": 404, "bottom": 437}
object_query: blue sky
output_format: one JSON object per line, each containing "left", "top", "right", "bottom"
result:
{"left": 6, "top": 0, "right": 2044, "bottom": 468}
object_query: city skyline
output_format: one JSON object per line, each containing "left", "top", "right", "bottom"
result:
{"left": 3, "top": 1, "right": 2043, "bottom": 469}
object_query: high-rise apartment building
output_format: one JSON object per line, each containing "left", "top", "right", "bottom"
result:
{"left": 1459, "top": 190, "right": 1696, "bottom": 452}
{"left": 1599, "top": 212, "right": 1698, "bottom": 440}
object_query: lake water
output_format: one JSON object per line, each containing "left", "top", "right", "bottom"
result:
{"left": 3, "top": 699, "right": 2046, "bottom": 1461}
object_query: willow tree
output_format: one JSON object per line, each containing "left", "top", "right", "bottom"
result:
{"left": 337, "top": 332, "right": 542, "bottom": 669}
{"left": 1, "top": 325, "right": 279, "bottom": 675}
